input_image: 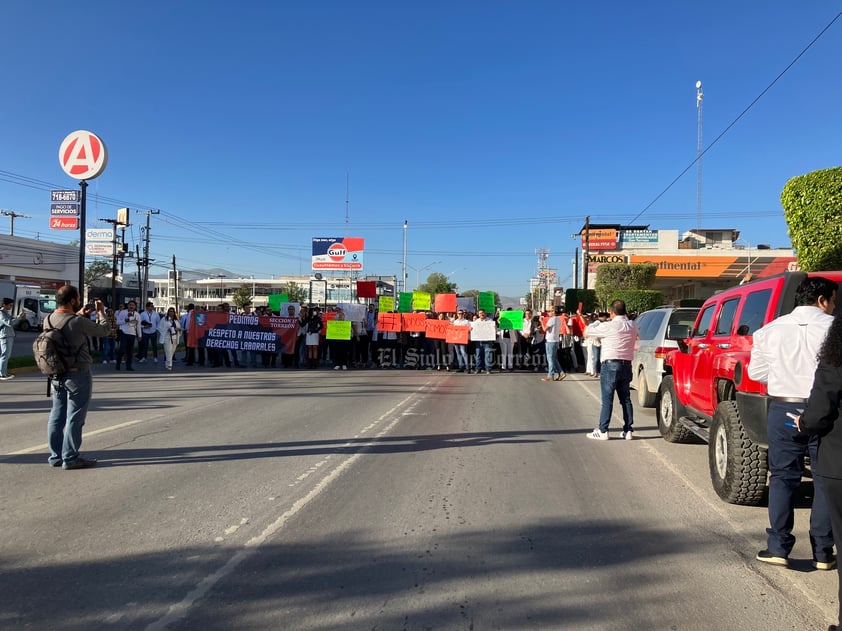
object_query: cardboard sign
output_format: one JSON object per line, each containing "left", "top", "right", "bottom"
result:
{"left": 379, "top": 296, "right": 395, "bottom": 313}
{"left": 457, "top": 296, "right": 476, "bottom": 314}
{"left": 478, "top": 292, "right": 496, "bottom": 313}
{"left": 434, "top": 293, "right": 457, "bottom": 313}
{"left": 402, "top": 312, "right": 428, "bottom": 332}
{"left": 470, "top": 319, "right": 497, "bottom": 341}
{"left": 356, "top": 280, "right": 377, "bottom": 298}
{"left": 446, "top": 324, "right": 470, "bottom": 345}
{"left": 498, "top": 310, "right": 524, "bottom": 331}
{"left": 377, "top": 312, "right": 402, "bottom": 333}
{"left": 398, "top": 292, "right": 413, "bottom": 313}
{"left": 326, "top": 319, "right": 352, "bottom": 340}
{"left": 268, "top": 294, "right": 289, "bottom": 312}
{"left": 425, "top": 319, "right": 450, "bottom": 339}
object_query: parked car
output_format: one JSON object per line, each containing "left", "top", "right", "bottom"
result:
{"left": 632, "top": 304, "right": 700, "bottom": 407}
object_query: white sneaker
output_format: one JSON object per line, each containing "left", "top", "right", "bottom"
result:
{"left": 110, "top": 360, "right": 116, "bottom": 364}
{"left": 138, "top": 358, "right": 146, "bottom": 363}
{"left": 341, "top": 365, "right": 348, "bottom": 370}
{"left": 586, "top": 428, "right": 609, "bottom": 441}
{"left": 153, "top": 358, "right": 158, "bottom": 363}
{"left": 623, "top": 431, "right": 634, "bottom": 440}
{"left": 334, "top": 365, "right": 341, "bottom": 370}
{"left": 102, "top": 360, "right": 108, "bottom": 364}
{"left": 0, "top": 374, "right": 14, "bottom": 381}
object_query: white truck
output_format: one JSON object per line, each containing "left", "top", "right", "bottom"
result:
{"left": 0, "top": 281, "right": 55, "bottom": 331}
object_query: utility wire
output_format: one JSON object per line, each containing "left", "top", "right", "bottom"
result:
{"left": 626, "top": 10, "right": 842, "bottom": 226}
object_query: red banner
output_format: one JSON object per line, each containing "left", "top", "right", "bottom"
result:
{"left": 356, "top": 281, "right": 377, "bottom": 298}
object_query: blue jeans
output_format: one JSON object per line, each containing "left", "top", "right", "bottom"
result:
{"left": 598, "top": 361, "right": 634, "bottom": 433}
{"left": 474, "top": 342, "right": 494, "bottom": 372}
{"left": 453, "top": 344, "right": 468, "bottom": 369}
{"left": 0, "top": 335, "right": 13, "bottom": 376}
{"left": 545, "top": 341, "right": 563, "bottom": 378}
{"left": 766, "top": 401, "right": 834, "bottom": 561}
{"left": 47, "top": 368, "right": 93, "bottom": 466}
{"left": 101, "top": 337, "right": 116, "bottom": 362}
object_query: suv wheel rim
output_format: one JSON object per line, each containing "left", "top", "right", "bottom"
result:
{"left": 714, "top": 426, "right": 728, "bottom": 479}
{"left": 661, "top": 392, "right": 673, "bottom": 427}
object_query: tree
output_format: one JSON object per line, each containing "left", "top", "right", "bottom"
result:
{"left": 231, "top": 284, "right": 252, "bottom": 309}
{"left": 594, "top": 263, "right": 657, "bottom": 308}
{"left": 419, "top": 272, "right": 457, "bottom": 295}
{"left": 84, "top": 260, "right": 111, "bottom": 292}
{"left": 284, "top": 282, "right": 308, "bottom": 304}
{"left": 781, "top": 166, "right": 842, "bottom": 271}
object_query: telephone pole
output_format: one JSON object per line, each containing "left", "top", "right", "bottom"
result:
{"left": 1, "top": 209, "right": 31, "bottom": 236}
{"left": 583, "top": 215, "right": 591, "bottom": 292}
{"left": 136, "top": 209, "right": 159, "bottom": 304}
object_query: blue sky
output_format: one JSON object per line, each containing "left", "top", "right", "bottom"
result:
{"left": 1, "top": 2, "right": 840, "bottom": 297}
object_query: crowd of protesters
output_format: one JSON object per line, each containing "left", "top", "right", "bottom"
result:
{"left": 87, "top": 300, "right": 614, "bottom": 376}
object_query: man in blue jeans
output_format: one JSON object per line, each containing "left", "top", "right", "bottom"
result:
{"left": 584, "top": 299, "right": 636, "bottom": 440}
{"left": 748, "top": 276, "right": 837, "bottom": 570}
{"left": 45, "top": 285, "right": 111, "bottom": 469}
{"left": 470, "top": 309, "right": 496, "bottom": 374}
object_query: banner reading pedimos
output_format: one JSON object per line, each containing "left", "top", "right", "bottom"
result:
{"left": 188, "top": 312, "right": 297, "bottom": 353}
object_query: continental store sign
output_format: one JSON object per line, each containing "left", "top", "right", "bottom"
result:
{"left": 629, "top": 255, "right": 797, "bottom": 278}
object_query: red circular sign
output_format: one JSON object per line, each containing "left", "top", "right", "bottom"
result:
{"left": 327, "top": 243, "right": 346, "bottom": 261}
{"left": 58, "top": 130, "right": 108, "bottom": 180}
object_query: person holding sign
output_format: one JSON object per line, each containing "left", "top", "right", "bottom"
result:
{"left": 450, "top": 309, "right": 472, "bottom": 372}
{"left": 329, "top": 309, "right": 356, "bottom": 370}
{"left": 470, "top": 310, "right": 496, "bottom": 374}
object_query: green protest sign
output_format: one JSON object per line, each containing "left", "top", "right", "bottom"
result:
{"left": 398, "top": 292, "right": 413, "bottom": 313}
{"left": 268, "top": 294, "right": 289, "bottom": 312}
{"left": 379, "top": 296, "right": 395, "bottom": 312}
{"left": 499, "top": 310, "right": 524, "bottom": 330}
{"left": 412, "top": 291, "right": 431, "bottom": 311}
{"left": 478, "top": 292, "right": 495, "bottom": 313}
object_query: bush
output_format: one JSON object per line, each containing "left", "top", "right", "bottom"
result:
{"left": 564, "top": 289, "right": 597, "bottom": 313}
{"left": 612, "top": 290, "right": 663, "bottom": 315}
{"left": 782, "top": 166, "right": 842, "bottom": 271}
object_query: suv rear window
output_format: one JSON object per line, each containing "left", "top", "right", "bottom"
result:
{"left": 636, "top": 311, "right": 665, "bottom": 341}
{"left": 668, "top": 309, "right": 699, "bottom": 329}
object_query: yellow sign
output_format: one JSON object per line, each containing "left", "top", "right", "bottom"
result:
{"left": 326, "top": 320, "right": 352, "bottom": 340}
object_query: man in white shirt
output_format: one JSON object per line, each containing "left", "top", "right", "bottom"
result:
{"left": 584, "top": 299, "right": 636, "bottom": 440}
{"left": 470, "top": 310, "right": 496, "bottom": 374}
{"left": 115, "top": 300, "right": 140, "bottom": 371}
{"left": 748, "top": 276, "right": 837, "bottom": 570}
{"left": 451, "top": 309, "right": 472, "bottom": 372}
{"left": 137, "top": 302, "right": 161, "bottom": 363}
{"left": 541, "top": 306, "right": 566, "bottom": 382}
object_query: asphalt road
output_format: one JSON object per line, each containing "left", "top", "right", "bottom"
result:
{"left": 1, "top": 363, "right": 838, "bottom": 630}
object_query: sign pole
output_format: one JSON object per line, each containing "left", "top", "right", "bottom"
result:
{"left": 78, "top": 179, "right": 88, "bottom": 302}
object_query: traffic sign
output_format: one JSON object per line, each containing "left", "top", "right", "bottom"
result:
{"left": 51, "top": 190, "right": 80, "bottom": 202}
{"left": 85, "top": 228, "right": 114, "bottom": 241}
{"left": 85, "top": 243, "right": 113, "bottom": 256}
{"left": 58, "top": 130, "right": 108, "bottom": 180}
{"left": 50, "top": 216, "right": 79, "bottom": 230}
{"left": 50, "top": 203, "right": 80, "bottom": 216}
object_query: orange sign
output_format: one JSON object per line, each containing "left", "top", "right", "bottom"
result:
{"left": 425, "top": 319, "right": 450, "bottom": 340}
{"left": 582, "top": 228, "right": 617, "bottom": 250}
{"left": 446, "top": 325, "right": 470, "bottom": 345}
{"left": 377, "top": 312, "right": 401, "bottom": 332}
{"left": 401, "top": 312, "right": 428, "bottom": 332}
{"left": 629, "top": 255, "right": 738, "bottom": 278}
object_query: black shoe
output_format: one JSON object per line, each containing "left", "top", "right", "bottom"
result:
{"left": 828, "top": 626, "right": 838, "bottom": 631}
{"left": 126, "top": 367, "right": 135, "bottom": 371}
{"left": 756, "top": 549, "right": 789, "bottom": 567}
{"left": 63, "top": 457, "right": 97, "bottom": 470}
{"left": 813, "top": 555, "right": 837, "bottom": 571}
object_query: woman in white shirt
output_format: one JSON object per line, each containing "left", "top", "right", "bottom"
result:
{"left": 158, "top": 307, "right": 183, "bottom": 371}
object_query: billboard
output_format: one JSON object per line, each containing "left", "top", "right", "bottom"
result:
{"left": 312, "top": 237, "right": 364, "bottom": 271}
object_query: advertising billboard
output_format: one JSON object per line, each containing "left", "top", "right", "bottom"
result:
{"left": 312, "top": 237, "right": 364, "bottom": 271}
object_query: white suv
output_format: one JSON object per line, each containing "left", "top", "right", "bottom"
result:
{"left": 632, "top": 305, "right": 700, "bottom": 407}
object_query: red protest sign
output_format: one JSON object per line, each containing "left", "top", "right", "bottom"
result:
{"left": 425, "top": 319, "right": 449, "bottom": 340}
{"left": 356, "top": 281, "right": 377, "bottom": 298}
{"left": 434, "top": 293, "right": 457, "bottom": 313}
{"left": 446, "top": 324, "right": 470, "bottom": 345}
{"left": 402, "top": 312, "right": 428, "bottom": 332}
{"left": 321, "top": 311, "right": 337, "bottom": 335}
{"left": 377, "top": 312, "right": 402, "bottom": 332}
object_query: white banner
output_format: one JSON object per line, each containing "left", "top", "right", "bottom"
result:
{"left": 470, "top": 319, "right": 497, "bottom": 342}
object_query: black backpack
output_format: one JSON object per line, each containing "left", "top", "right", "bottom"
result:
{"left": 33, "top": 314, "right": 83, "bottom": 378}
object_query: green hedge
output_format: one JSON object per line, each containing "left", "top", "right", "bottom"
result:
{"left": 782, "top": 166, "right": 842, "bottom": 272}
{"left": 611, "top": 290, "right": 664, "bottom": 315}
{"left": 564, "top": 289, "right": 597, "bottom": 313}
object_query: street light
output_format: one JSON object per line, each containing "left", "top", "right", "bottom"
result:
{"left": 398, "top": 260, "right": 442, "bottom": 290}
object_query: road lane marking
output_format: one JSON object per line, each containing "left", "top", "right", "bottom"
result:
{"left": 146, "top": 382, "right": 433, "bottom": 631}
{"left": 1, "top": 419, "right": 146, "bottom": 459}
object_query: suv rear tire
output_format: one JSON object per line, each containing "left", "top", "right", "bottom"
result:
{"left": 657, "top": 376, "right": 695, "bottom": 443}
{"left": 708, "top": 401, "right": 767, "bottom": 506}
{"left": 637, "top": 370, "right": 657, "bottom": 407}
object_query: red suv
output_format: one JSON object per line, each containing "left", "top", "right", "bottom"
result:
{"left": 657, "top": 270, "right": 842, "bottom": 505}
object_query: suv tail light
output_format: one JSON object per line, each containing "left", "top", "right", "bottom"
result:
{"left": 654, "top": 346, "right": 671, "bottom": 359}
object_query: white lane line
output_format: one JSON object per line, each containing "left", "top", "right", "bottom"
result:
{"left": 146, "top": 383, "right": 432, "bottom": 631}
{"left": 2, "top": 419, "right": 146, "bottom": 457}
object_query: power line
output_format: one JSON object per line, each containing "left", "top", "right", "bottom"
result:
{"left": 626, "top": 10, "right": 842, "bottom": 226}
